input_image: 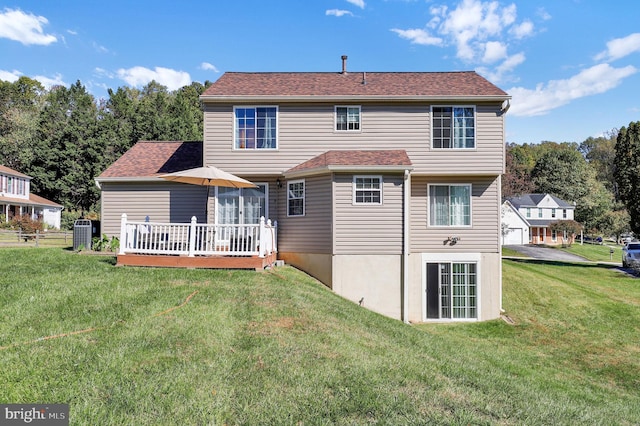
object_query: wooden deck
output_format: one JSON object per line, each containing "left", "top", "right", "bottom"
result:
{"left": 116, "top": 252, "right": 278, "bottom": 271}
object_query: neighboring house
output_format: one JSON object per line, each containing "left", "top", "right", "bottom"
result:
{"left": 502, "top": 193, "right": 576, "bottom": 245}
{"left": 97, "top": 57, "right": 510, "bottom": 323}
{"left": 0, "top": 165, "right": 64, "bottom": 229}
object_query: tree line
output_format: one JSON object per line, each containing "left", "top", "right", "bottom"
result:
{"left": 0, "top": 77, "right": 211, "bottom": 227}
{"left": 503, "top": 125, "right": 640, "bottom": 239}
{"left": 2, "top": 76, "right": 640, "bottom": 235}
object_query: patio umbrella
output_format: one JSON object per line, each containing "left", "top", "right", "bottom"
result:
{"left": 158, "top": 166, "right": 257, "bottom": 221}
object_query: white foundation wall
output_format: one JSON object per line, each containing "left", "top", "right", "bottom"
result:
{"left": 407, "top": 252, "right": 502, "bottom": 322}
{"left": 332, "top": 255, "right": 402, "bottom": 319}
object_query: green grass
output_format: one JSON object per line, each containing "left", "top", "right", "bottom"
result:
{"left": 502, "top": 246, "right": 528, "bottom": 257}
{"left": 1, "top": 248, "right": 640, "bottom": 424}
{"left": 557, "top": 242, "right": 622, "bottom": 263}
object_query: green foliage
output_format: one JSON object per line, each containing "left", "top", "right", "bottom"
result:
{"left": 92, "top": 234, "right": 119, "bottom": 252}
{"left": 8, "top": 214, "right": 44, "bottom": 240}
{"left": 550, "top": 219, "right": 582, "bottom": 246}
{"left": 614, "top": 121, "right": 640, "bottom": 235}
{"left": 61, "top": 209, "right": 83, "bottom": 231}
{"left": 1, "top": 78, "right": 206, "bottom": 217}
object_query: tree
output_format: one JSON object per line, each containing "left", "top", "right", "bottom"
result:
{"left": 550, "top": 220, "right": 582, "bottom": 246}
{"left": 579, "top": 130, "right": 618, "bottom": 195}
{"left": 614, "top": 121, "right": 640, "bottom": 235}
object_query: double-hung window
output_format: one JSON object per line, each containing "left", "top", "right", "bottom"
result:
{"left": 353, "top": 176, "right": 382, "bottom": 205}
{"left": 234, "top": 106, "right": 277, "bottom": 149}
{"left": 429, "top": 184, "right": 471, "bottom": 226}
{"left": 287, "top": 180, "right": 305, "bottom": 217}
{"left": 335, "top": 106, "right": 360, "bottom": 131}
{"left": 432, "top": 106, "right": 475, "bottom": 149}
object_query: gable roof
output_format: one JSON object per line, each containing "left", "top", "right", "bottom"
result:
{"left": 506, "top": 193, "right": 574, "bottom": 209}
{"left": 201, "top": 71, "right": 509, "bottom": 102}
{"left": 285, "top": 150, "right": 412, "bottom": 177}
{"left": 0, "top": 164, "right": 31, "bottom": 179}
{"left": 0, "top": 193, "right": 62, "bottom": 208}
{"left": 97, "top": 141, "right": 202, "bottom": 180}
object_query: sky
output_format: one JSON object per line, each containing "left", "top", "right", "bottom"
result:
{"left": 1, "top": 0, "right": 639, "bottom": 145}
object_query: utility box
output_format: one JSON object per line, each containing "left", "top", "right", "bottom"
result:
{"left": 73, "top": 219, "right": 93, "bottom": 251}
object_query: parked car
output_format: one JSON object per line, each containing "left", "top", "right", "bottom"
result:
{"left": 622, "top": 242, "right": 640, "bottom": 268}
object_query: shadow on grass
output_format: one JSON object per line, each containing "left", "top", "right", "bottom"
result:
{"left": 505, "top": 257, "right": 621, "bottom": 269}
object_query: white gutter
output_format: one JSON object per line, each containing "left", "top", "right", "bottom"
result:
{"left": 402, "top": 169, "right": 410, "bottom": 324}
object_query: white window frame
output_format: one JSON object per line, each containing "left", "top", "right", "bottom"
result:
{"left": 233, "top": 106, "right": 278, "bottom": 150}
{"left": 552, "top": 229, "right": 557, "bottom": 241}
{"left": 563, "top": 209, "right": 567, "bottom": 219}
{"left": 421, "top": 252, "right": 480, "bottom": 322}
{"left": 538, "top": 208, "right": 543, "bottom": 218}
{"left": 287, "top": 179, "right": 305, "bottom": 217}
{"left": 428, "top": 184, "right": 472, "bottom": 227}
{"left": 353, "top": 175, "right": 382, "bottom": 205}
{"left": 335, "top": 105, "right": 361, "bottom": 132}
{"left": 431, "top": 105, "right": 476, "bottom": 149}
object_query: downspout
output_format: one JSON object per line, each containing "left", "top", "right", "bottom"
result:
{"left": 402, "top": 169, "right": 410, "bottom": 324}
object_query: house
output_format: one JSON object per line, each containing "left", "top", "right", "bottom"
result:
{"left": 97, "top": 57, "right": 510, "bottom": 323}
{"left": 0, "top": 165, "right": 63, "bottom": 229}
{"left": 502, "top": 193, "right": 576, "bottom": 245}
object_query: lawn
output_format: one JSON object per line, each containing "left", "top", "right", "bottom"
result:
{"left": 1, "top": 248, "right": 639, "bottom": 425}
{"left": 558, "top": 241, "right": 622, "bottom": 263}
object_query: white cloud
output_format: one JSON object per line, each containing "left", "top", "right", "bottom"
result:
{"left": 392, "top": 0, "right": 533, "bottom": 80}
{"left": 92, "top": 42, "right": 109, "bottom": 53}
{"left": 477, "top": 51, "right": 525, "bottom": 83}
{"left": 346, "top": 0, "right": 365, "bottom": 9}
{"left": 0, "top": 8, "right": 57, "bottom": 45}
{"left": 200, "top": 62, "right": 220, "bottom": 73}
{"left": 594, "top": 33, "right": 640, "bottom": 62}
{"left": 326, "top": 9, "right": 353, "bottom": 17}
{"left": 482, "top": 41, "right": 507, "bottom": 63}
{"left": 510, "top": 20, "right": 533, "bottom": 39}
{"left": 508, "top": 64, "right": 637, "bottom": 117}
{"left": 33, "top": 73, "right": 66, "bottom": 89}
{"left": 116, "top": 66, "right": 191, "bottom": 91}
{"left": 0, "top": 69, "right": 22, "bottom": 82}
{"left": 390, "top": 28, "right": 443, "bottom": 46}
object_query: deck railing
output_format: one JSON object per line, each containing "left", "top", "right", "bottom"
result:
{"left": 118, "top": 214, "right": 277, "bottom": 258}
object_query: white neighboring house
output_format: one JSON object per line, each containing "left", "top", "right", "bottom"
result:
{"left": 502, "top": 193, "right": 576, "bottom": 246}
{"left": 0, "top": 165, "right": 64, "bottom": 229}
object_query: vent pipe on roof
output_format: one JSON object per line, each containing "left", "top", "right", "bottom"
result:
{"left": 362, "top": 71, "right": 366, "bottom": 85}
{"left": 341, "top": 55, "right": 348, "bottom": 74}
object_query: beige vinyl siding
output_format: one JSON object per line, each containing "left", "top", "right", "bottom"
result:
{"left": 410, "top": 175, "right": 500, "bottom": 252}
{"left": 203, "top": 103, "right": 504, "bottom": 176}
{"left": 333, "top": 173, "right": 404, "bottom": 255}
{"left": 276, "top": 175, "right": 332, "bottom": 254}
{"left": 100, "top": 182, "right": 206, "bottom": 237}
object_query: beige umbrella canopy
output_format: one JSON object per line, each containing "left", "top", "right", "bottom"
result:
{"left": 159, "top": 166, "right": 256, "bottom": 221}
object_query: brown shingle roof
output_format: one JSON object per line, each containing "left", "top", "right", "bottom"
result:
{"left": 0, "top": 193, "right": 62, "bottom": 208}
{"left": 98, "top": 141, "right": 202, "bottom": 179}
{"left": 202, "top": 71, "right": 508, "bottom": 99}
{"left": 0, "top": 164, "right": 31, "bottom": 179}
{"left": 286, "top": 150, "right": 412, "bottom": 174}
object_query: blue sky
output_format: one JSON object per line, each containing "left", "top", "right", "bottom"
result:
{"left": 1, "top": 0, "right": 639, "bottom": 144}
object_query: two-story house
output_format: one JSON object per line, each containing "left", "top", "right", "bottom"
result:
{"left": 97, "top": 58, "right": 510, "bottom": 323}
{"left": 0, "top": 165, "right": 63, "bottom": 229}
{"left": 502, "top": 193, "right": 576, "bottom": 245}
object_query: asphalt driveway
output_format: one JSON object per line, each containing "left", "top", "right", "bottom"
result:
{"left": 504, "top": 245, "right": 589, "bottom": 262}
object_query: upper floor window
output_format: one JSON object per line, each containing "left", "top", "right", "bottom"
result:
{"left": 287, "top": 180, "right": 305, "bottom": 217}
{"left": 563, "top": 209, "right": 567, "bottom": 219}
{"left": 234, "top": 106, "right": 277, "bottom": 149}
{"left": 335, "top": 106, "right": 360, "bottom": 131}
{"left": 432, "top": 106, "right": 475, "bottom": 149}
{"left": 526, "top": 208, "right": 531, "bottom": 218}
{"left": 538, "top": 208, "right": 543, "bottom": 218}
{"left": 353, "top": 176, "right": 382, "bottom": 205}
{"left": 551, "top": 208, "right": 556, "bottom": 218}
{"left": 429, "top": 184, "right": 471, "bottom": 227}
